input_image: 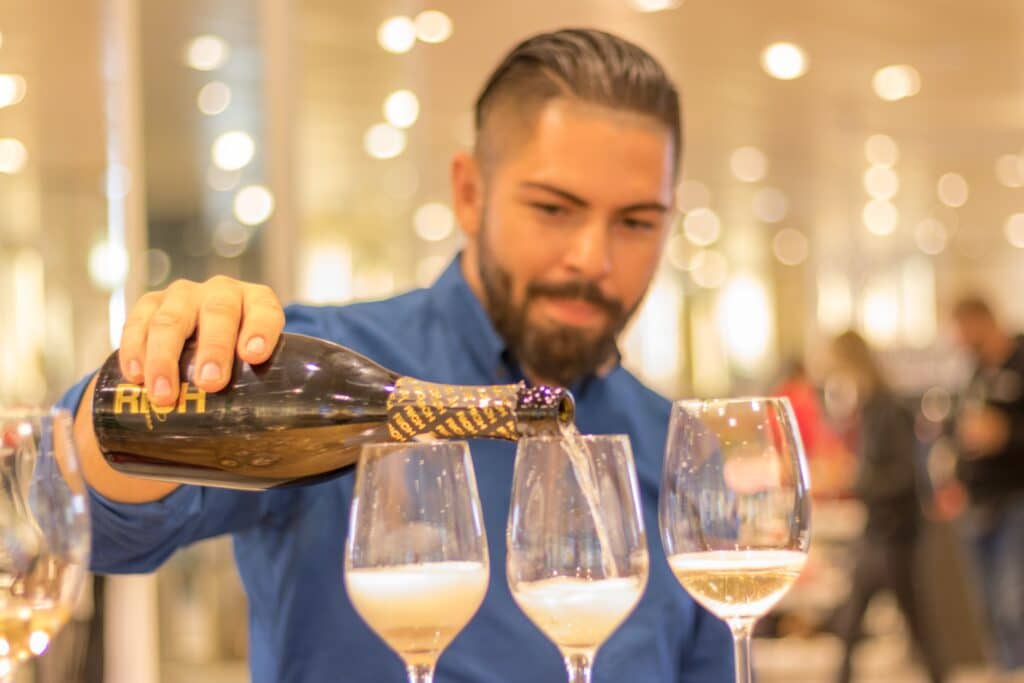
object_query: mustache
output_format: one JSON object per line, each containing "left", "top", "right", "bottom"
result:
{"left": 526, "top": 279, "right": 624, "bottom": 318}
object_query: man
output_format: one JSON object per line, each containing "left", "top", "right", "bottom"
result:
{"left": 827, "top": 331, "right": 946, "bottom": 683}
{"left": 951, "top": 296, "right": 1024, "bottom": 674}
{"left": 60, "top": 29, "right": 733, "bottom": 681}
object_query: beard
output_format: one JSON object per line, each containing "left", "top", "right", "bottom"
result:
{"left": 477, "top": 224, "right": 636, "bottom": 387}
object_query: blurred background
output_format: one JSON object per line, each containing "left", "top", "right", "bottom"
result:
{"left": 1, "top": 0, "right": 1022, "bottom": 681}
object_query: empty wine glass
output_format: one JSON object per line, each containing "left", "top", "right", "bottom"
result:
{"left": 0, "top": 408, "right": 91, "bottom": 683}
{"left": 345, "top": 441, "right": 489, "bottom": 683}
{"left": 659, "top": 397, "right": 811, "bottom": 683}
{"left": 507, "top": 434, "right": 649, "bottom": 683}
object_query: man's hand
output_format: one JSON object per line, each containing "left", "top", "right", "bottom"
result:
{"left": 71, "top": 276, "right": 286, "bottom": 504}
{"left": 118, "top": 276, "right": 285, "bottom": 406}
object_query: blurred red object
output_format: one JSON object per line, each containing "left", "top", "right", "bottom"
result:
{"left": 775, "top": 373, "right": 855, "bottom": 498}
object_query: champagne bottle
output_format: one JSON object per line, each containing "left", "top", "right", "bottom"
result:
{"left": 92, "top": 333, "right": 574, "bottom": 490}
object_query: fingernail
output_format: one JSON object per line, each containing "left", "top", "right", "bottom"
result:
{"left": 153, "top": 377, "right": 171, "bottom": 400}
{"left": 246, "top": 336, "right": 265, "bottom": 355}
{"left": 200, "top": 362, "right": 221, "bottom": 383}
{"left": 128, "top": 360, "right": 142, "bottom": 379}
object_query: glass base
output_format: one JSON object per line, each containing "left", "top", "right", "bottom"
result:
{"left": 406, "top": 663, "right": 434, "bottom": 683}
{"left": 728, "top": 618, "right": 756, "bottom": 683}
{"left": 564, "top": 652, "right": 593, "bottom": 683}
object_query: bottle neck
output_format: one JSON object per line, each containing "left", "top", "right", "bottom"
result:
{"left": 514, "top": 384, "right": 575, "bottom": 436}
{"left": 385, "top": 379, "right": 574, "bottom": 441}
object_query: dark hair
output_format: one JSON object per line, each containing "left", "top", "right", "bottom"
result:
{"left": 473, "top": 28, "right": 682, "bottom": 170}
{"left": 781, "top": 356, "right": 806, "bottom": 380}
{"left": 832, "top": 330, "right": 888, "bottom": 394}
{"left": 952, "top": 294, "right": 995, "bottom": 322}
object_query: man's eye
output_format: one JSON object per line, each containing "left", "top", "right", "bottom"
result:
{"left": 531, "top": 203, "right": 568, "bottom": 217}
{"left": 622, "top": 217, "right": 655, "bottom": 231}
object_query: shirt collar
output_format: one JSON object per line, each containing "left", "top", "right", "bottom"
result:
{"left": 427, "top": 254, "right": 622, "bottom": 393}
{"left": 429, "top": 255, "right": 508, "bottom": 381}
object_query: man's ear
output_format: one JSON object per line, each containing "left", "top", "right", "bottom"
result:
{"left": 451, "top": 151, "right": 483, "bottom": 239}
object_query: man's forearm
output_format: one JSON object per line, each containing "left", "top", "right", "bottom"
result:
{"left": 73, "top": 374, "right": 180, "bottom": 504}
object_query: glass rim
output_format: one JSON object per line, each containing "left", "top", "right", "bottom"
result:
{"left": 0, "top": 406, "right": 73, "bottom": 421}
{"left": 518, "top": 432, "right": 630, "bottom": 445}
{"left": 673, "top": 396, "right": 793, "bottom": 410}
{"left": 361, "top": 439, "right": 471, "bottom": 456}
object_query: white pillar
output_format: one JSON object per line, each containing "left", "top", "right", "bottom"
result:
{"left": 260, "top": 0, "right": 297, "bottom": 301}
{"left": 100, "top": 0, "right": 160, "bottom": 681}
{"left": 103, "top": 575, "right": 161, "bottom": 683}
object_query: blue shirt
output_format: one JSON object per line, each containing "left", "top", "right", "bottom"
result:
{"left": 59, "top": 258, "right": 732, "bottom": 683}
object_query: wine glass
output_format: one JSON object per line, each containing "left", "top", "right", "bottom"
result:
{"left": 659, "top": 397, "right": 811, "bottom": 683}
{"left": 507, "top": 434, "right": 649, "bottom": 683}
{"left": 344, "top": 441, "right": 489, "bottom": 683}
{"left": 0, "top": 408, "right": 91, "bottom": 683}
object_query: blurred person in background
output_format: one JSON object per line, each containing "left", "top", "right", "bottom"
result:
{"left": 55, "top": 29, "right": 733, "bottom": 683}
{"left": 951, "top": 296, "right": 1024, "bottom": 676}
{"left": 828, "top": 331, "right": 947, "bottom": 683}
{"left": 773, "top": 357, "right": 854, "bottom": 498}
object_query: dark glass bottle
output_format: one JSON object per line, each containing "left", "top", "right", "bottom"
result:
{"left": 92, "top": 333, "right": 574, "bottom": 490}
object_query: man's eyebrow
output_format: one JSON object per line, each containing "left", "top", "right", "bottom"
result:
{"left": 520, "top": 182, "right": 588, "bottom": 207}
{"left": 520, "top": 181, "right": 670, "bottom": 213}
{"left": 619, "top": 202, "right": 670, "bottom": 213}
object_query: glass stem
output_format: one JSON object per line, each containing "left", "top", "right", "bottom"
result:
{"left": 729, "top": 619, "right": 755, "bottom": 683}
{"left": 564, "top": 652, "right": 593, "bottom": 683}
{"left": 406, "top": 663, "right": 434, "bottom": 683}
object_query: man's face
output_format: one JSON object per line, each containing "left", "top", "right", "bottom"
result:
{"left": 463, "top": 99, "right": 676, "bottom": 386}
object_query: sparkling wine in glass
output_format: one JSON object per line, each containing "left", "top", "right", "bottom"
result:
{"left": 0, "top": 409, "right": 91, "bottom": 683}
{"left": 659, "top": 397, "right": 811, "bottom": 683}
{"left": 345, "top": 441, "right": 489, "bottom": 683}
{"left": 507, "top": 434, "right": 649, "bottom": 683}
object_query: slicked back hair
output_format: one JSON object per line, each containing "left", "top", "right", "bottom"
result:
{"left": 473, "top": 28, "right": 682, "bottom": 174}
